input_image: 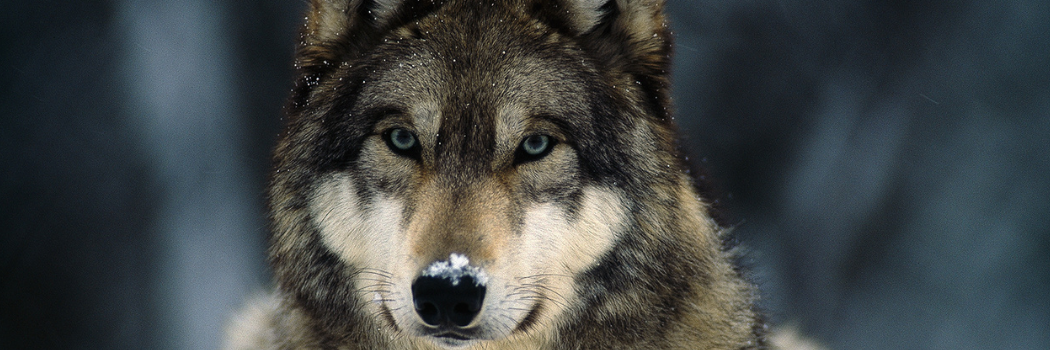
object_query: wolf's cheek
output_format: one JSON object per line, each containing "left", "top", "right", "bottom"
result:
{"left": 511, "top": 186, "right": 628, "bottom": 319}
{"left": 309, "top": 173, "right": 405, "bottom": 274}
{"left": 520, "top": 186, "right": 626, "bottom": 274}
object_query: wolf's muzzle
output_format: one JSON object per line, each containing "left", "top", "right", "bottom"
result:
{"left": 411, "top": 274, "right": 486, "bottom": 327}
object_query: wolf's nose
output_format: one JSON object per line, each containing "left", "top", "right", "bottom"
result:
{"left": 411, "top": 275, "right": 486, "bottom": 327}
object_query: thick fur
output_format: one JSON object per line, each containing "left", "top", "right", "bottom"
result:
{"left": 228, "top": 0, "right": 771, "bottom": 349}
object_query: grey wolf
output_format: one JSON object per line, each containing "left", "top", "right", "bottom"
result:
{"left": 226, "top": 0, "right": 773, "bottom": 348}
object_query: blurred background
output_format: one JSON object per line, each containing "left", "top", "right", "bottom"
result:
{"left": 1, "top": 0, "right": 1047, "bottom": 349}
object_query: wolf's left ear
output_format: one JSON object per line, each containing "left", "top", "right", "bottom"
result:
{"left": 557, "top": 0, "right": 672, "bottom": 113}
{"left": 559, "top": 0, "right": 670, "bottom": 68}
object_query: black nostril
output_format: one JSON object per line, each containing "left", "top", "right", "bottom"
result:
{"left": 416, "top": 300, "right": 440, "bottom": 325}
{"left": 411, "top": 275, "right": 486, "bottom": 327}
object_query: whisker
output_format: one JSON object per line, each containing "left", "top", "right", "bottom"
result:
{"left": 356, "top": 269, "right": 394, "bottom": 277}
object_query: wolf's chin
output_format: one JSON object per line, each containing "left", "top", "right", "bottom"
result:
{"left": 407, "top": 322, "right": 506, "bottom": 348}
{"left": 429, "top": 334, "right": 475, "bottom": 348}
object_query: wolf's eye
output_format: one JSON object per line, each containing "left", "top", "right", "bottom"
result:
{"left": 384, "top": 128, "right": 419, "bottom": 157}
{"left": 522, "top": 135, "right": 550, "bottom": 155}
{"left": 516, "top": 134, "right": 553, "bottom": 163}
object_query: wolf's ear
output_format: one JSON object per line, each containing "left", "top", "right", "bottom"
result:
{"left": 301, "top": 0, "right": 404, "bottom": 47}
{"left": 558, "top": 0, "right": 672, "bottom": 114}
{"left": 298, "top": 0, "right": 397, "bottom": 67}
{"left": 291, "top": 0, "right": 411, "bottom": 110}
{"left": 565, "top": 0, "right": 670, "bottom": 69}
{"left": 557, "top": 0, "right": 612, "bottom": 35}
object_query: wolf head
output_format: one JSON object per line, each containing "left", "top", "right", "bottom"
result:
{"left": 268, "top": 0, "right": 760, "bottom": 348}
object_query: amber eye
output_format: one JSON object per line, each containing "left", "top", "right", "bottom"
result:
{"left": 384, "top": 128, "right": 420, "bottom": 158}
{"left": 516, "top": 134, "right": 554, "bottom": 163}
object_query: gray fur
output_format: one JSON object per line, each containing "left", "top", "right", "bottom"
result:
{"left": 227, "top": 0, "right": 777, "bottom": 349}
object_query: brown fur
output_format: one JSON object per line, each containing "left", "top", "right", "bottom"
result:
{"left": 227, "top": 0, "right": 776, "bottom": 349}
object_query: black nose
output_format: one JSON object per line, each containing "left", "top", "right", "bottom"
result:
{"left": 411, "top": 275, "right": 486, "bottom": 327}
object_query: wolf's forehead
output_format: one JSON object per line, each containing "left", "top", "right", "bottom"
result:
{"left": 418, "top": 60, "right": 584, "bottom": 161}
{"left": 367, "top": 40, "right": 588, "bottom": 137}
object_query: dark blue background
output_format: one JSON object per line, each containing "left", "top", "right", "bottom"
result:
{"left": 2, "top": 1, "right": 1047, "bottom": 349}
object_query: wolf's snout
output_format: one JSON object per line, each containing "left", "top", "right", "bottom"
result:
{"left": 411, "top": 275, "right": 486, "bottom": 327}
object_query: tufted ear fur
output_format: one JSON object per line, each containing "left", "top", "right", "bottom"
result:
{"left": 297, "top": 0, "right": 416, "bottom": 61}
{"left": 557, "top": 0, "right": 612, "bottom": 35}
{"left": 290, "top": 0, "right": 435, "bottom": 113}
{"left": 555, "top": 0, "right": 674, "bottom": 120}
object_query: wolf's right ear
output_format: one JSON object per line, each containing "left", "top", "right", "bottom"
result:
{"left": 290, "top": 0, "right": 409, "bottom": 110}
{"left": 554, "top": 0, "right": 673, "bottom": 120}
{"left": 557, "top": 0, "right": 670, "bottom": 72}
{"left": 298, "top": 0, "right": 406, "bottom": 64}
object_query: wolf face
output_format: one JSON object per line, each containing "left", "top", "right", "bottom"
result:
{"left": 299, "top": 10, "right": 641, "bottom": 344}
{"left": 261, "top": 0, "right": 765, "bottom": 349}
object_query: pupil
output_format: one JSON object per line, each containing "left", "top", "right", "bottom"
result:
{"left": 392, "top": 129, "right": 415, "bottom": 149}
{"left": 525, "top": 135, "right": 548, "bottom": 155}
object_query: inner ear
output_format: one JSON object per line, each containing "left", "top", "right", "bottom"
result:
{"left": 564, "top": 0, "right": 616, "bottom": 35}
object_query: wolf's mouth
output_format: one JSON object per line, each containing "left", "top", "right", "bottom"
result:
{"left": 433, "top": 331, "right": 471, "bottom": 341}
{"left": 427, "top": 330, "right": 477, "bottom": 348}
{"left": 421, "top": 325, "right": 479, "bottom": 341}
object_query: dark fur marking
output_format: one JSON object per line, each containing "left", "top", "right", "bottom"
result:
{"left": 578, "top": 94, "right": 652, "bottom": 191}
{"left": 279, "top": 230, "right": 361, "bottom": 330}
{"left": 529, "top": 1, "right": 573, "bottom": 38}
{"left": 309, "top": 71, "right": 373, "bottom": 172}
{"left": 511, "top": 297, "right": 544, "bottom": 334}
{"left": 379, "top": 304, "right": 401, "bottom": 333}
{"left": 561, "top": 222, "right": 714, "bottom": 347}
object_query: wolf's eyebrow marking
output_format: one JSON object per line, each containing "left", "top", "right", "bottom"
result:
{"left": 411, "top": 104, "right": 441, "bottom": 131}
{"left": 493, "top": 103, "right": 528, "bottom": 155}
{"left": 362, "top": 106, "right": 406, "bottom": 121}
